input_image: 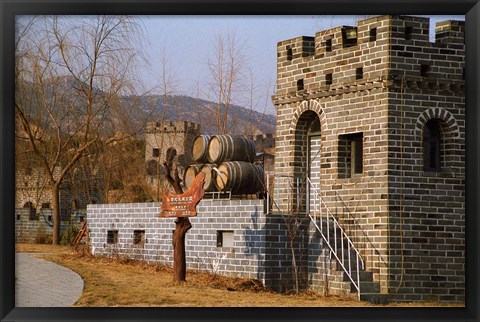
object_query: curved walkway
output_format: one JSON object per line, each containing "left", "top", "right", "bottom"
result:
{"left": 15, "top": 253, "right": 84, "bottom": 307}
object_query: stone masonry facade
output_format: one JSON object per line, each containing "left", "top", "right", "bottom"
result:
{"left": 272, "top": 15, "right": 464, "bottom": 302}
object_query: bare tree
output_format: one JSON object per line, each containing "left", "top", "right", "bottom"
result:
{"left": 152, "top": 47, "right": 180, "bottom": 200}
{"left": 207, "top": 32, "right": 246, "bottom": 135}
{"left": 240, "top": 69, "right": 274, "bottom": 137}
{"left": 15, "top": 15, "right": 147, "bottom": 244}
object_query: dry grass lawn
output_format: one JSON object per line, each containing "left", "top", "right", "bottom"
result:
{"left": 16, "top": 244, "right": 464, "bottom": 307}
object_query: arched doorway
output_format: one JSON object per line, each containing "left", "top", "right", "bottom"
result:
{"left": 293, "top": 110, "right": 321, "bottom": 213}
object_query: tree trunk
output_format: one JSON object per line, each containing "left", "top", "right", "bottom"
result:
{"left": 172, "top": 217, "right": 192, "bottom": 283}
{"left": 290, "top": 238, "right": 299, "bottom": 294}
{"left": 52, "top": 183, "right": 61, "bottom": 245}
{"left": 164, "top": 159, "right": 192, "bottom": 283}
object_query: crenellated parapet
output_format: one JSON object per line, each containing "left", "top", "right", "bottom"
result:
{"left": 274, "top": 15, "right": 465, "bottom": 105}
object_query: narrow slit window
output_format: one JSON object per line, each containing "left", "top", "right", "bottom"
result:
{"left": 286, "top": 46, "right": 293, "bottom": 61}
{"left": 325, "top": 38, "right": 332, "bottom": 52}
{"left": 356, "top": 67, "right": 363, "bottom": 80}
{"left": 369, "top": 28, "right": 377, "bottom": 42}
{"left": 326, "top": 73, "right": 333, "bottom": 85}
{"left": 351, "top": 135, "right": 363, "bottom": 176}
{"left": 405, "top": 26, "right": 413, "bottom": 40}
{"left": 297, "top": 79, "right": 304, "bottom": 91}
{"left": 423, "top": 119, "right": 442, "bottom": 172}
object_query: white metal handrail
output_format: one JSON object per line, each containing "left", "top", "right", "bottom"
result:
{"left": 306, "top": 177, "right": 364, "bottom": 299}
{"left": 264, "top": 173, "right": 364, "bottom": 299}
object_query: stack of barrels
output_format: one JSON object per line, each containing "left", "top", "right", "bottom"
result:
{"left": 183, "top": 134, "right": 264, "bottom": 196}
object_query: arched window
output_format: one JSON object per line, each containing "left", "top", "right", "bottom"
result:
{"left": 423, "top": 119, "right": 442, "bottom": 172}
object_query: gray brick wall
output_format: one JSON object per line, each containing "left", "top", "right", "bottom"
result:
{"left": 88, "top": 200, "right": 269, "bottom": 281}
{"left": 87, "top": 200, "right": 350, "bottom": 295}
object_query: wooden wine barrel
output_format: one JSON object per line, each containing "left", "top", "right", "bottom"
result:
{"left": 207, "top": 135, "right": 256, "bottom": 164}
{"left": 183, "top": 164, "right": 202, "bottom": 190}
{"left": 192, "top": 135, "right": 211, "bottom": 163}
{"left": 199, "top": 164, "right": 217, "bottom": 192}
{"left": 215, "top": 161, "right": 265, "bottom": 194}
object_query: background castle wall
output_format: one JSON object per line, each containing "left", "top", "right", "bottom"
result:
{"left": 144, "top": 121, "right": 201, "bottom": 191}
{"left": 15, "top": 209, "right": 86, "bottom": 243}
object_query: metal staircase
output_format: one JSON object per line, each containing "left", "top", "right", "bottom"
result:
{"left": 265, "top": 172, "right": 387, "bottom": 303}
{"left": 306, "top": 177, "right": 387, "bottom": 304}
{"left": 307, "top": 177, "right": 363, "bottom": 299}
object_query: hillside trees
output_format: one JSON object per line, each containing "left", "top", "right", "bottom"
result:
{"left": 15, "top": 15, "right": 148, "bottom": 244}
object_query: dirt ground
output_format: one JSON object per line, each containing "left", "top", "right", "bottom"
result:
{"left": 15, "top": 244, "right": 464, "bottom": 307}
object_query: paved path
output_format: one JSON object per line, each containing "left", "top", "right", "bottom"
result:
{"left": 15, "top": 253, "right": 84, "bottom": 307}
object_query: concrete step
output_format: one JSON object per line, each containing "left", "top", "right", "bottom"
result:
{"left": 360, "top": 293, "right": 389, "bottom": 305}
{"left": 334, "top": 258, "right": 363, "bottom": 273}
{"left": 343, "top": 270, "right": 373, "bottom": 282}
{"left": 351, "top": 281, "right": 380, "bottom": 293}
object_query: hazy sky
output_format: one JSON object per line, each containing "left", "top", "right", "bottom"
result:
{"left": 137, "top": 15, "right": 464, "bottom": 115}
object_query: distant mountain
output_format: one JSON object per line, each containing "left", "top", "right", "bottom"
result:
{"left": 20, "top": 74, "right": 276, "bottom": 136}
{"left": 131, "top": 95, "right": 276, "bottom": 136}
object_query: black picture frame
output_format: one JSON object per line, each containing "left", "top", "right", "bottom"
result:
{"left": 1, "top": 1, "right": 479, "bottom": 321}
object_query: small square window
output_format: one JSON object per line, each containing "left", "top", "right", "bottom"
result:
{"left": 48, "top": 215, "right": 52, "bottom": 222}
{"left": 369, "top": 28, "right": 377, "bottom": 42}
{"left": 16, "top": 214, "right": 21, "bottom": 220}
{"left": 152, "top": 148, "right": 160, "bottom": 158}
{"left": 217, "top": 230, "right": 234, "bottom": 248}
{"left": 342, "top": 27, "right": 357, "bottom": 48}
{"left": 79, "top": 216, "right": 85, "bottom": 222}
{"left": 326, "top": 73, "right": 333, "bottom": 85}
{"left": 41, "top": 202, "right": 50, "bottom": 209}
{"left": 420, "top": 64, "right": 431, "bottom": 77}
{"left": 133, "top": 230, "right": 145, "bottom": 246}
{"left": 107, "top": 230, "right": 118, "bottom": 244}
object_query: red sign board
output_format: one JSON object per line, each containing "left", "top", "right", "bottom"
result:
{"left": 160, "top": 172, "right": 205, "bottom": 218}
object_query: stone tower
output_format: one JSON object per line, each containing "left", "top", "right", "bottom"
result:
{"left": 144, "top": 120, "right": 201, "bottom": 190}
{"left": 272, "top": 15, "right": 464, "bottom": 302}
